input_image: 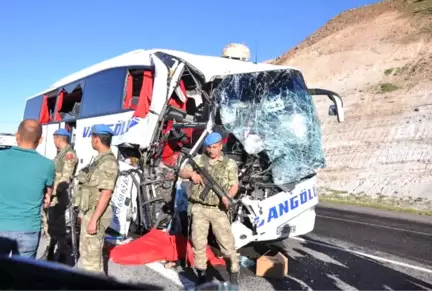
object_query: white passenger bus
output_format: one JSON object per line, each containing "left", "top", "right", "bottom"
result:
{"left": 22, "top": 49, "right": 344, "bottom": 249}
{"left": 0, "top": 133, "right": 16, "bottom": 148}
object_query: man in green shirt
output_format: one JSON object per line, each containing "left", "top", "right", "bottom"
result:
{"left": 0, "top": 119, "right": 55, "bottom": 258}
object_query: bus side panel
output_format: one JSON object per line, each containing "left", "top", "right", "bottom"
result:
{"left": 45, "top": 124, "right": 60, "bottom": 160}
{"left": 37, "top": 124, "right": 59, "bottom": 159}
{"left": 74, "top": 112, "right": 134, "bottom": 171}
{"left": 36, "top": 125, "right": 48, "bottom": 156}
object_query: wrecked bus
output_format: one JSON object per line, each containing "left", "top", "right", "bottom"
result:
{"left": 22, "top": 49, "right": 344, "bottom": 250}
{"left": 0, "top": 133, "right": 16, "bottom": 148}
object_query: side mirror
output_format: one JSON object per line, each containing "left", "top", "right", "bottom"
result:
{"left": 331, "top": 94, "right": 344, "bottom": 123}
{"left": 328, "top": 104, "right": 337, "bottom": 116}
{"left": 308, "top": 88, "right": 344, "bottom": 123}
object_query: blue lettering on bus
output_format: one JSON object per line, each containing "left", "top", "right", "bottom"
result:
{"left": 254, "top": 186, "right": 318, "bottom": 228}
{"left": 82, "top": 118, "right": 140, "bottom": 138}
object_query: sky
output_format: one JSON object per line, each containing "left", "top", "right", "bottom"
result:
{"left": 0, "top": 0, "right": 378, "bottom": 133}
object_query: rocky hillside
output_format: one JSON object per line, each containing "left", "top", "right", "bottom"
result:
{"left": 272, "top": 0, "right": 432, "bottom": 210}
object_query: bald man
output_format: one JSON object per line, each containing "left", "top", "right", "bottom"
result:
{"left": 0, "top": 119, "right": 55, "bottom": 258}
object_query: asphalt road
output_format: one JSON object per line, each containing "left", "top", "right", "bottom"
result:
{"left": 314, "top": 203, "right": 432, "bottom": 266}
{"left": 36, "top": 203, "right": 432, "bottom": 290}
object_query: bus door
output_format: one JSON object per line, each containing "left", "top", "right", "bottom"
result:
{"left": 36, "top": 123, "right": 60, "bottom": 159}
{"left": 36, "top": 126, "right": 48, "bottom": 156}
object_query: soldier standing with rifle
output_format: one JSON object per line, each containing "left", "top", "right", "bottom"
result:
{"left": 74, "top": 124, "right": 119, "bottom": 274}
{"left": 42, "top": 128, "right": 77, "bottom": 262}
{"left": 179, "top": 132, "right": 240, "bottom": 285}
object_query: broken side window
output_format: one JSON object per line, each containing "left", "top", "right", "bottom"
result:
{"left": 123, "top": 68, "right": 154, "bottom": 119}
{"left": 55, "top": 82, "right": 84, "bottom": 122}
{"left": 123, "top": 69, "right": 144, "bottom": 110}
{"left": 38, "top": 91, "right": 58, "bottom": 124}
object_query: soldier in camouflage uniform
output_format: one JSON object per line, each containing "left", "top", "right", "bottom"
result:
{"left": 74, "top": 124, "right": 119, "bottom": 274}
{"left": 179, "top": 132, "right": 240, "bottom": 285}
{"left": 43, "top": 128, "right": 77, "bottom": 262}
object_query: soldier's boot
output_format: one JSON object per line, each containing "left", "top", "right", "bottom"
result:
{"left": 195, "top": 269, "right": 207, "bottom": 286}
{"left": 229, "top": 271, "right": 239, "bottom": 285}
{"left": 57, "top": 252, "right": 67, "bottom": 264}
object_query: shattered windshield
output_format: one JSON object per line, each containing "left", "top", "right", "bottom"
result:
{"left": 214, "top": 69, "right": 326, "bottom": 185}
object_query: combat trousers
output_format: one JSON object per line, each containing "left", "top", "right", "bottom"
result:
{"left": 47, "top": 201, "right": 69, "bottom": 256}
{"left": 76, "top": 207, "right": 112, "bottom": 274}
{"left": 190, "top": 203, "right": 239, "bottom": 273}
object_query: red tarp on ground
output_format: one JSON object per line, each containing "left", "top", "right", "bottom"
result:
{"left": 109, "top": 228, "right": 226, "bottom": 267}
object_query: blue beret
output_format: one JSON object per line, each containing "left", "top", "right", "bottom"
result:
{"left": 53, "top": 128, "right": 70, "bottom": 137}
{"left": 91, "top": 124, "right": 114, "bottom": 136}
{"left": 204, "top": 132, "right": 222, "bottom": 146}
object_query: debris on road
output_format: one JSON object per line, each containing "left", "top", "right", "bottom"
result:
{"left": 256, "top": 252, "right": 288, "bottom": 279}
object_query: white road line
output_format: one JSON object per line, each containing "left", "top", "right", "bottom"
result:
{"left": 317, "top": 214, "right": 432, "bottom": 237}
{"left": 145, "top": 262, "right": 195, "bottom": 289}
{"left": 286, "top": 275, "right": 313, "bottom": 290}
{"left": 293, "top": 237, "right": 432, "bottom": 274}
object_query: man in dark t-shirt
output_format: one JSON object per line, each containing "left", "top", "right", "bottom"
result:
{"left": 0, "top": 119, "right": 55, "bottom": 258}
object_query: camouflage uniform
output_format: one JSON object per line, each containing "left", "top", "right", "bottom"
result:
{"left": 185, "top": 153, "right": 240, "bottom": 274}
{"left": 41, "top": 207, "right": 49, "bottom": 239}
{"left": 74, "top": 149, "right": 119, "bottom": 274}
{"left": 46, "top": 145, "right": 77, "bottom": 258}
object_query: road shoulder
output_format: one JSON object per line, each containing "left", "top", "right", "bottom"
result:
{"left": 318, "top": 201, "right": 432, "bottom": 225}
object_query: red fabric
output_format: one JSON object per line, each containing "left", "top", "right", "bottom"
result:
{"left": 39, "top": 95, "right": 50, "bottom": 124}
{"left": 133, "top": 70, "right": 153, "bottom": 118}
{"left": 160, "top": 126, "right": 194, "bottom": 167}
{"left": 109, "top": 228, "right": 226, "bottom": 267}
{"left": 123, "top": 74, "right": 134, "bottom": 109}
{"left": 221, "top": 133, "right": 230, "bottom": 144}
{"left": 167, "top": 80, "right": 187, "bottom": 110}
{"left": 54, "top": 90, "right": 64, "bottom": 121}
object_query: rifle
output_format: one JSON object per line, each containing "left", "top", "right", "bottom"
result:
{"left": 67, "top": 181, "right": 79, "bottom": 264}
{"left": 180, "top": 148, "right": 235, "bottom": 207}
